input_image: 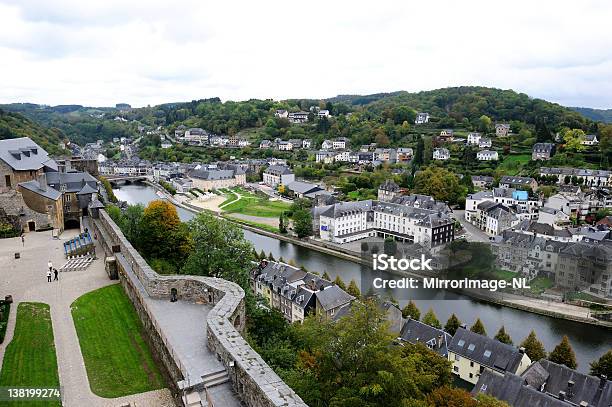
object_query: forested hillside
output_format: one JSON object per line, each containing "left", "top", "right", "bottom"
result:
{"left": 0, "top": 108, "right": 65, "bottom": 154}
{"left": 571, "top": 107, "right": 612, "bottom": 123}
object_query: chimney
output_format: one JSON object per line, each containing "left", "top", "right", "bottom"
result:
{"left": 38, "top": 174, "right": 47, "bottom": 191}
{"left": 567, "top": 380, "right": 575, "bottom": 398}
{"left": 600, "top": 375, "right": 608, "bottom": 390}
{"left": 437, "top": 334, "right": 443, "bottom": 349}
{"left": 519, "top": 347, "right": 526, "bottom": 354}
{"left": 558, "top": 391, "right": 565, "bottom": 401}
{"left": 460, "top": 323, "right": 467, "bottom": 329}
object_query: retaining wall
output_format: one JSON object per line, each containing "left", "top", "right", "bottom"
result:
{"left": 92, "top": 210, "right": 307, "bottom": 407}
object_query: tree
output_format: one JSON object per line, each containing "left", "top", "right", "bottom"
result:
{"left": 475, "top": 394, "right": 511, "bottom": 407}
{"left": 322, "top": 271, "right": 331, "bottom": 281}
{"left": 562, "top": 128, "right": 587, "bottom": 152}
{"left": 520, "top": 330, "right": 547, "bottom": 361}
{"left": 470, "top": 318, "right": 487, "bottom": 336}
{"left": 426, "top": 386, "right": 477, "bottom": 407}
{"left": 414, "top": 166, "right": 463, "bottom": 204}
{"left": 422, "top": 308, "right": 441, "bottom": 329}
{"left": 548, "top": 335, "right": 577, "bottom": 369}
{"left": 181, "top": 211, "right": 253, "bottom": 292}
{"left": 347, "top": 279, "right": 361, "bottom": 298}
{"left": 494, "top": 326, "right": 513, "bottom": 345}
{"left": 334, "top": 275, "right": 347, "bottom": 291}
{"left": 139, "top": 200, "right": 192, "bottom": 268}
{"left": 402, "top": 300, "right": 421, "bottom": 320}
{"left": 590, "top": 350, "right": 612, "bottom": 378}
{"left": 444, "top": 314, "right": 461, "bottom": 336}
{"left": 279, "top": 213, "right": 287, "bottom": 234}
{"left": 478, "top": 115, "right": 492, "bottom": 133}
{"left": 292, "top": 209, "right": 312, "bottom": 238}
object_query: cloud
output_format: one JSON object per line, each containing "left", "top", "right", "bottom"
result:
{"left": 0, "top": 0, "right": 611, "bottom": 107}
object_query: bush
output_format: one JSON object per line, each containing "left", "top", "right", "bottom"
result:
{"left": 0, "top": 301, "right": 10, "bottom": 343}
{"left": 98, "top": 176, "right": 118, "bottom": 203}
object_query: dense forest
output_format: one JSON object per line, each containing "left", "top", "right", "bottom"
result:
{"left": 0, "top": 108, "right": 65, "bottom": 154}
{"left": 571, "top": 107, "right": 612, "bottom": 123}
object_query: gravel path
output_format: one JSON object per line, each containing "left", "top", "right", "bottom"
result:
{"left": 0, "top": 227, "right": 175, "bottom": 407}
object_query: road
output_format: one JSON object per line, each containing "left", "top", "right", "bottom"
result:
{"left": 452, "top": 209, "right": 491, "bottom": 243}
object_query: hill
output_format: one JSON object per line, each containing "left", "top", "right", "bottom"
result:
{"left": 570, "top": 107, "right": 612, "bottom": 123}
{"left": 0, "top": 108, "right": 65, "bottom": 154}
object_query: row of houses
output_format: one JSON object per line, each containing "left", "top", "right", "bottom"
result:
{"left": 315, "top": 147, "right": 414, "bottom": 165}
{"left": 174, "top": 126, "right": 252, "bottom": 147}
{"left": 260, "top": 138, "right": 313, "bottom": 151}
{"left": 313, "top": 192, "right": 454, "bottom": 248}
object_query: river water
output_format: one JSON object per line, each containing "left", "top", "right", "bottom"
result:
{"left": 113, "top": 183, "right": 611, "bottom": 372}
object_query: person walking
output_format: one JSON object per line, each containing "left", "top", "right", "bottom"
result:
{"left": 48, "top": 260, "right": 53, "bottom": 273}
{"left": 53, "top": 268, "right": 59, "bottom": 281}
{"left": 21, "top": 234, "right": 24, "bottom": 246}
{"left": 47, "top": 269, "right": 52, "bottom": 282}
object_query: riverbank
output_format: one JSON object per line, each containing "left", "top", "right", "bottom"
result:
{"left": 142, "top": 181, "right": 612, "bottom": 329}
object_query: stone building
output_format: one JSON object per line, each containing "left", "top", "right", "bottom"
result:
{"left": 377, "top": 179, "right": 400, "bottom": 202}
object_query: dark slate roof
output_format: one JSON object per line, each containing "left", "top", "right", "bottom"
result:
{"left": 315, "top": 285, "right": 354, "bottom": 311}
{"left": 379, "top": 179, "right": 400, "bottom": 192}
{"left": 18, "top": 180, "right": 62, "bottom": 200}
{"left": 265, "top": 165, "right": 293, "bottom": 176}
{"left": 287, "top": 181, "right": 322, "bottom": 195}
{"left": 0, "top": 137, "right": 49, "bottom": 171}
{"left": 473, "top": 370, "right": 568, "bottom": 407}
{"left": 77, "top": 183, "right": 98, "bottom": 195}
{"left": 399, "top": 318, "right": 452, "bottom": 356}
{"left": 292, "top": 287, "right": 315, "bottom": 309}
{"left": 500, "top": 176, "right": 535, "bottom": 185}
{"left": 448, "top": 327, "right": 526, "bottom": 374}
{"left": 533, "top": 143, "right": 555, "bottom": 153}
{"left": 189, "top": 168, "right": 236, "bottom": 181}
{"left": 46, "top": 171, "right": 97, "bottom": 193}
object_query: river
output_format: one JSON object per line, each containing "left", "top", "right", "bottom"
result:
{"left": 113, "top": 183, "right": 611, "bottom": 372}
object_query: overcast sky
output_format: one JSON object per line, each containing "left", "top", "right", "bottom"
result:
{"left": 1, "top": 0, "right": 611, "bottom": 108}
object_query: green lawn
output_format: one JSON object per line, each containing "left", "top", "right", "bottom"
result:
{"left": 528, "top": 276, "right": 554, "bottom": 294}
{"left": 492, "top": 269, "right": 517, "bottom": 281}
{"left": 0, "top": 302, "right": 61, "bottom": 407}
{"left": 222, "top": 189, "right": 290, "bottom": 218}
{"left": 71, "top": 284, "right": 166, "bottom": 398}
{"left": 498, "top": 154, "right": 531, "bottom": 175}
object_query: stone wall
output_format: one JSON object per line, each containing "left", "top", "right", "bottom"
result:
{"left": 0, "top": 190, "right": 58, "bottom": 232}
{"left": 93, "top": 209, "right": 307, "bottom": 407}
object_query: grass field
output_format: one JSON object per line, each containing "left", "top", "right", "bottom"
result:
{"left": 528, "top": 277, "right": 554, "bottom": 294}
{"left": 0, "top": 302, "right": 61, "bottom": 407}
{"left": 221, "top": 188, "right": 290, "bottom": 218}
{"left": 498, "top": 154, "right": 531, "bottom": 175}
{"left": 223, "top": 215, "right": 280, "bottom": 233}
{"left": 71, "top": 284, "right": 166, "bottom": 398}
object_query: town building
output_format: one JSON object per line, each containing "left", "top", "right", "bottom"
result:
{"left": 399, "top": 318, "right": 453, "bottom": 357}
{"left": 499, "top": 176, "right": 538, "bottom": 191}
{"left": 317, "top": 110, "right": 330, "bottom": 118}
{"left": 477, "top": 150, "right": 499, "bottom": 161}
{"left": 288, "top": 111, "right": 309, "bottom": 124}
{"left": 582, "top": 134, "right": 599, "bottom": 146}
{"left": 263, "top": 165, "right": 295, "bottom": 188}
{"left": 495, "top": 123, "right": 511, "bottom": 137}
{"left": 275, "top": 109, "right": 288, "bottom": 119}
{"left": 188, "top": 168, "right": 246, "bottom": 191}
{"left": 467, "top": 132, "right": 482, "bottom": 145}
{"left": 302, "top": 139, "right": 313, "bottom": 149}
{"left": 285, "top": 181, "right": 331, "bottom": 200}
{"left": 396, "top": 147, "right": 413, "bottom": 162}
{"left": 433, "top": 148, "right": 450, "bottom": 160}
{"left": 471, "top": 175, "right": 494, "bottom": 189}
{"left": 539, "top": 167, "right": 611, "bottom": 187}
{"left": 332, "top": 137, "right": 349, "bottom": 150}
{"left": 378, "top": 179, "right": 400, "bottom": 202}
{"left": 532, "top": 143, "right": 556, "bottom": 160}
{"left": 315, "top": 151, "right": 336, "bottom": 164}
{"left": 473, "top": 359, "right": 611, "bottom": 407}
{"left": 414, "top": 112, "right": 430, "bottom": 124}
{"left": 439, "top": 129, "right": 454, "bottom": 141}
{"left": 448, "top": 327, "right": 531, "bottom": 385}
{"left": 478, "top": 138, "right": 492, "bottom": 149}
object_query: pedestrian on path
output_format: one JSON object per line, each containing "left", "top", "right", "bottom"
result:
{"left": 47, "top": 270, "right": 52, "bottom": 282}
{"left": 21, "top": 234, "right": 24, "bottom": 246}
{"left": 53, "top": 268, "right": 58, "bottom": 281}
{"left": 48, "top": 260, "right": 53, "bottom": 272}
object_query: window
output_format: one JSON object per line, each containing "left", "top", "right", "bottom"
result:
{"left": 480, "top": 384, "right": 487, "bottom": 391}
{"left": 457, "top": 340, "right": 465, "bottom": 347}
{"left": 469, "top": 373, "right": 473, "bottom": 379}
{"left": 455, "top": 355, "right": 460, "bottom": 361}
{"left": 470, "top": 361, "right": 474, "bottom": 367}
{"left": 483, "top": 350, "right": 491, "bottom": 358}
{"left": 453, "top": 366, "right": 459, "bottom": 372}
{"left": 467, "top": 343, "right": 475, "bottom": 351}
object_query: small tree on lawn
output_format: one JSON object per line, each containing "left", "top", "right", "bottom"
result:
{"left": 334, "top": 275, "right": 347, "bottom": 291}
{"left": 402, "top": 300, "right": 421, "bottom": 320}
{"left": 322, "top": 271, "right": 331, "bottom": 281}
{"left": 470, "top": 318, "right": 487, "bottom": 336}
{"left": 422, "top": 308, "right": 441, "bottom": 329}
{"left": 520, "top": 330, "right": 547, "bottom": 361}
{"left": 494, "top": 326, "right": 513, "bottom": 345}
{"left": 444, "top": 313, "right": 461, "bottom": 336}
{"left": 548, "top": 335, "right": 577, "bottom": 369}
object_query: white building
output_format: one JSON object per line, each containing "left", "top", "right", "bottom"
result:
{"left": 288, "top": 111, "right": 309, "bottom": 124}
{"left": 302, "top": 139, "right": 312, "bottom": 149}
{"left": 277, "top": 141, "right": 293, "bottom": 151}
{"left": 317, "top": 110, "right": 330, "bottom": 118}
{"left": 332, "top": 138, "right": 349, "bottom": 150}
{"left": 321, "top": 139, "right": 333, "bottom": 150}
{"left": 316, "top": 151, "right": 336, "bottom": 164}
{"left": 263, "top": 165, "right": 295, "bottom": 188}
{"left": 478, "top": 138, "right": 492, "bottom": 148}
{"left": 467, "top": 132, "right": 482, "bottom": 145}
{"left": 582, "top": 134, "right": 599, "bottom": 146}
{"left": 433, "top": 148, "right": 450, "bottom": 160}
{"left": 414, "top": 112, "right": 430, "bottom": 124}
{"left": 477, "top": 150, "right": 498, "bottom": 161}
{"left": 275, "top": 109, "right": 288, "bottom": 119}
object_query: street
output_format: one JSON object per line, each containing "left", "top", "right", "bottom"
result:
{"left": 452, "top": 209, "right": 491, "bottom": 243}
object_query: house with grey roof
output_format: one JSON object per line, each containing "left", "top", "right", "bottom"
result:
{"left": 377, "top": 179, "right": 400, "bottom": 202}
{"left": 471, "top": 175, "right": 494, "bottom": 189}
{"left": 286, "top": 180, "right": 330, "bottom": 200}
{"left": 473, "top": 359, "right": 611, "bottom": 407}
{"left": 448, "top": 327, "right": 531, "bottom": 385}
{"left": 533, "top": 143, "right": 556, "bottom": 161}
{"left": 500, "top": 176, "right": 538, "bottom": 191}
{"left": 399, "top": 318, "right": 453, "bottom": 357}
{"left": 315, "top": 285, "right": 355, "bottom": 318}
{"left": 0, "top": 137, "right": 55, "bottom": 193}
{"left": 263, "top": 165, "right": 295, "bottom": 188}
{"left": 188, "top": 168, "right": 246, "bottom": 191}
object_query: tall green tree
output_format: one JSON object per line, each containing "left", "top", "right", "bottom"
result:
{"left": 346, "top": 279, "right": 361, "bottom": 298}
{"left": 181, "top": 211, "right": 253, "bottom": 292}
{"left": 494, "top": 326, "right": 513, "bottom": 345}
{"left": 548, "top": 335, "right": 577, "bottom": 369}
{"left": 422, "top": 308, "right": 441, "bottom": 329}
{"left": 402, "top": 300, "right": 421, "bottom": 320}
{"left": 470, "top": 318, "right": 487, "bottom": 336}
{"left": 520, "top": 330, "right": 547, "bottom": 361}
{"left": 334, "top": 275, "right": 347, "bottom": 291}
{"left": 414, "top": 166, "right": 463, "bottom": 204}
{"left": 590, "top": 350, "right": 612, "bottom": 378}
{"left": 292, "top": 209, "right": 312, "bottom": 238}
{"left": 444, "top": 314, "right": 461, "bottom": 336}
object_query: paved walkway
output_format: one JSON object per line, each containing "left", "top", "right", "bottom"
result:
{"left": 452, "top": 210, "right": 491, "bottom": 243}
{"left": 0, "top": 228, "right": 174, "bottom": 407}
